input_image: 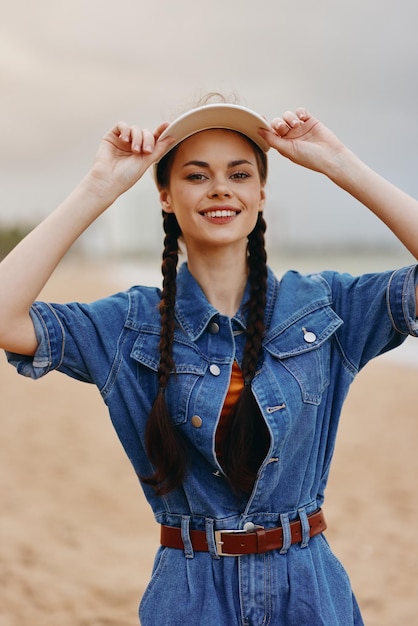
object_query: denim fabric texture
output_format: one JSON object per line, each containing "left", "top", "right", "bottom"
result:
{"left": 7, "top": 263, "right": 418, "bottom": 625}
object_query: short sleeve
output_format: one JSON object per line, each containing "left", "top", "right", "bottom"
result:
{"left": 6, "top": 291, "right": 132, "bottom": 386}
{"left": 320, "top": 265, "right": 418, "bottom": 373}
{"left": 386, "top": 265, "right": 418, "bottom": 335}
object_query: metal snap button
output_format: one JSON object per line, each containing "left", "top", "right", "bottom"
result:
{"left": 302, "top": 327, "right": 316, "bottom": 343}
{"left": 209, "top": 364, "right": 221, "bottom": 376}
{"left": 191, "top": 415, "right": 203, "bottom": 428}
{"left": 208, "top": 322, "right": 220, "bottom": 334}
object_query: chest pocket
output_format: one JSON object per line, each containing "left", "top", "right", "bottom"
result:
{"left": 130, "top": 325, "right": 207, "bottom": 424}
{"left": 264, "top": 305, "right": 343, "bottom": 405}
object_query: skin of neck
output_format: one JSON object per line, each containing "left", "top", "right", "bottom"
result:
{"left": 185, "top": 239, "right": 249, "bottom": 317}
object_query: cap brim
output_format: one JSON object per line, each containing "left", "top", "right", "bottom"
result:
{"left": 154, "top": 103, "right": 271, "bottom": 183}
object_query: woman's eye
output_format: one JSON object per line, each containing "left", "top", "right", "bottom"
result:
{"left": 231, "top": 171, "right": 250, "bottom": 179}
{"left": 186, "top": 173, "right": 207, "bottom": 181}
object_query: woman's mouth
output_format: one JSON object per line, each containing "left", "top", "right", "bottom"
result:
{"left": 203, "top": 209, "right": 239, "bottom": 218}
{"left": 199, "top": 204, "right": 241, "bottom": 219}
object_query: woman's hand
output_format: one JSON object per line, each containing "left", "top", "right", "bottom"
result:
{"left": 259, "top": 108, "right": 348, "bottom": 177}
{"left": 261, "top": 108, "right": 418, "bottom": 281}
{"left": 0, "top": 121, "right": 175, "bottom": 355}
{"left": 88, "top": 121, "right": 175, "bottom": 200}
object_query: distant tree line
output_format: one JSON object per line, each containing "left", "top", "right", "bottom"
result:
{"left": 0, "top": 226, "right": 31, "bottom": 260}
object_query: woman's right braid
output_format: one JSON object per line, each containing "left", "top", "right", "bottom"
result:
{"left": 157, "top": 212, "right": 182, "bottom": 390}
{"left": 140, "top": 211, "right": 186, "bottom": 495}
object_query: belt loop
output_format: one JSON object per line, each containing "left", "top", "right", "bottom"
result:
{"left": 279, "top": 513, "right": 291, "bottom": 554}
{"left": 205, "top": 518, "right": 220, "bottom": 559}
{"left": 255, "top": 527, "right": 267, "bottom": 553}
{"left": 181, "top": 516, "right": 194, "bottom": 559}
{"left": 298, "top": 507, "right": 310, "bottom": 548}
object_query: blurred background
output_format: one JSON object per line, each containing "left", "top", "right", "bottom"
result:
{"left": 1, "top": 0, "right": 418, "bottom": 262}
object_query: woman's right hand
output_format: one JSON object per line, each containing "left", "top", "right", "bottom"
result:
{"left": 0, "top": 120, "right": 176, "bottom": 355}
{"left": 88, "top": 121, "right": 175, "bottom": 200}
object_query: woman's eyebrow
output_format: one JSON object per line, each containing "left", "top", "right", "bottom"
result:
{"left": 182, "top": 159, "right": 254, "bottom": 169}
{"left": 182, "top": 160, "right": 209, "bottom": 168}
{"left": 228, "top": 159, "right": 254, "bottom": 168}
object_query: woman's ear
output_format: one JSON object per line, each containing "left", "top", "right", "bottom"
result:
{"left": 259, "top": 188, "right": 266, "bottom": 212}
{"left": 159, "top": 189, "right": 173, "bottom": 213}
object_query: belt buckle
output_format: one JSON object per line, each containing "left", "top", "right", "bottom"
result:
{"left": 214, "top": 529, "right": 247, "bottom": 557}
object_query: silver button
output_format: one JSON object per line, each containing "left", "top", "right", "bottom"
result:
{"left": 209, "top": 322, "right": 220, "bottom": 334}
{"left": 302, "top": 327, "right": 316, "bottom": 343}
{"left": 243, "top": 522, "right": 256, "bottom": 532}
{"left": 191, "top": 415, "right": 203, "bottom": 428}
{"left": 209, "top": 364, "right": 221, "bottom": 376}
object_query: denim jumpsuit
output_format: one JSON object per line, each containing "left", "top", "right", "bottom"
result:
{"left": 7, "top": 263, "right": 418, "bottom": 626}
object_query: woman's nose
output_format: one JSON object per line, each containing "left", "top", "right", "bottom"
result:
{"left": 208, "top": 179, "right": 231, "bottom": 197}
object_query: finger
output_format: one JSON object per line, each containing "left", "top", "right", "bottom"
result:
{"left": 152, "top": 135, "right": 176, "bottom": 161}
{"left": 258, "top": 126, "right": 287, "bottom": 151}
{"left": 141, "top": 128, "right": 156, "bottom": 154}
{"left": 271, "top": 117, "right": 291, "bottom": 136}
{"left": 114, "top": 121, "right": 132, "bottom": 143}
{"left": 128, "top": 126, "right": 144, "bottom": 153}
{"left": 154, "top": 121, "right": 170, "bottom": 140}
{"left": 129, "top": 127, "right": 156, "bottom": 154}
{"left": 281, "top": 110, "right": 302, "bottom": 128}
{"left": 295, "top": 107, "right": 310, "bottom": 122}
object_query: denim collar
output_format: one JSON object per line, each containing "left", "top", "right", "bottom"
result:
{"left": 175, "top": 263, "right": 279, "bottom": 341}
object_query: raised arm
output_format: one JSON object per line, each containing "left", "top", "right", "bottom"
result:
{"left": 259, "top": 109, "right": 418, "bottom": 308}
{"left": 0, "top": 122, "right": 174, "bottom": 355}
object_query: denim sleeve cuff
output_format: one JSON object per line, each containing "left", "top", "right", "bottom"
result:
{"left": 387, "top": 265, "right": 418, "bottom": 336}
{"left": 6, "top": 302, "right": 65, "bottom": 379}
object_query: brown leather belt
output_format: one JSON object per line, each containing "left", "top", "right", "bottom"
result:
{"left": 160, "top": 509, "right": 326, "bottom": 556}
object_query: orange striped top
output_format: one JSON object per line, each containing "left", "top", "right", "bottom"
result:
{"left": 215, "top": 361, "right": 244, "bottom": 463}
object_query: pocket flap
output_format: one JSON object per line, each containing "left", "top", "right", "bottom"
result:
{"left": 264, "top": 306, "right": 343, "bottom": 359}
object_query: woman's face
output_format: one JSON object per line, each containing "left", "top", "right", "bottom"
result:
{"left": 159, "top": 129, "right": 266, "bottom": 255}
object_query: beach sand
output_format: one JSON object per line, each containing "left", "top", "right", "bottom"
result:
{"left": 1, "top": 260, "right": 417, "bottom": 625}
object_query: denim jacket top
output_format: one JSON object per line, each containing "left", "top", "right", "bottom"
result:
{"left": 6, "top": 263, "right": 418, "bottom": 625}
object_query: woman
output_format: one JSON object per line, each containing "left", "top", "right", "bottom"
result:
{"left": 0, "top": 101, "right": 417, "bottom": 625}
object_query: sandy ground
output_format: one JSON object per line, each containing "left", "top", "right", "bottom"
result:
{"left": 1, "top": 260, "right": 417, "bottom": 626}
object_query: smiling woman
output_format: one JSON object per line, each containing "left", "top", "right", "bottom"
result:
{"left": 0, "top": 97, "right": 418, "bottom": 626}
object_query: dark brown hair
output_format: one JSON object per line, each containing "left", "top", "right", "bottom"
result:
{"left": 140, "top": 211, "right": 187, "bottom": 495}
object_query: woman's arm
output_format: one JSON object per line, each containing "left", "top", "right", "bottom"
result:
{"left": 259, "top": 109, "right": 418, "bottom": 306}
{"left": 0, "top": 122, "right": 173, "bottom": 355}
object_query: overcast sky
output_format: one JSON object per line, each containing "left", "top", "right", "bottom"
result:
{"left": 1, "top": 0, "right": 418, "bottom": 257}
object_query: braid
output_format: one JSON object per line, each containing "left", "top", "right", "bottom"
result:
{"left": 140, "top": 211, "right": 187, "bottom": 495}
{"left": 221, "top": 212, "right": 270, "bottom": 493}
{"left": 242, "top": 212, "right": 268, "bottom": 382}
{"left": 157, "top": 212, "right": 181, "bottom": 388}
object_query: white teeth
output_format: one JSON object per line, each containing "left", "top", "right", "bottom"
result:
{"left": 204, "top": 210, "right": 237, "bottom": 218}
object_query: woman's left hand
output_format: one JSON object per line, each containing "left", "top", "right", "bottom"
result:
{"left": 261, "top": 109, "right": 418, "bottom": 286}
{"left": 259, "top": 108, "right": 348, "bottom": 176}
